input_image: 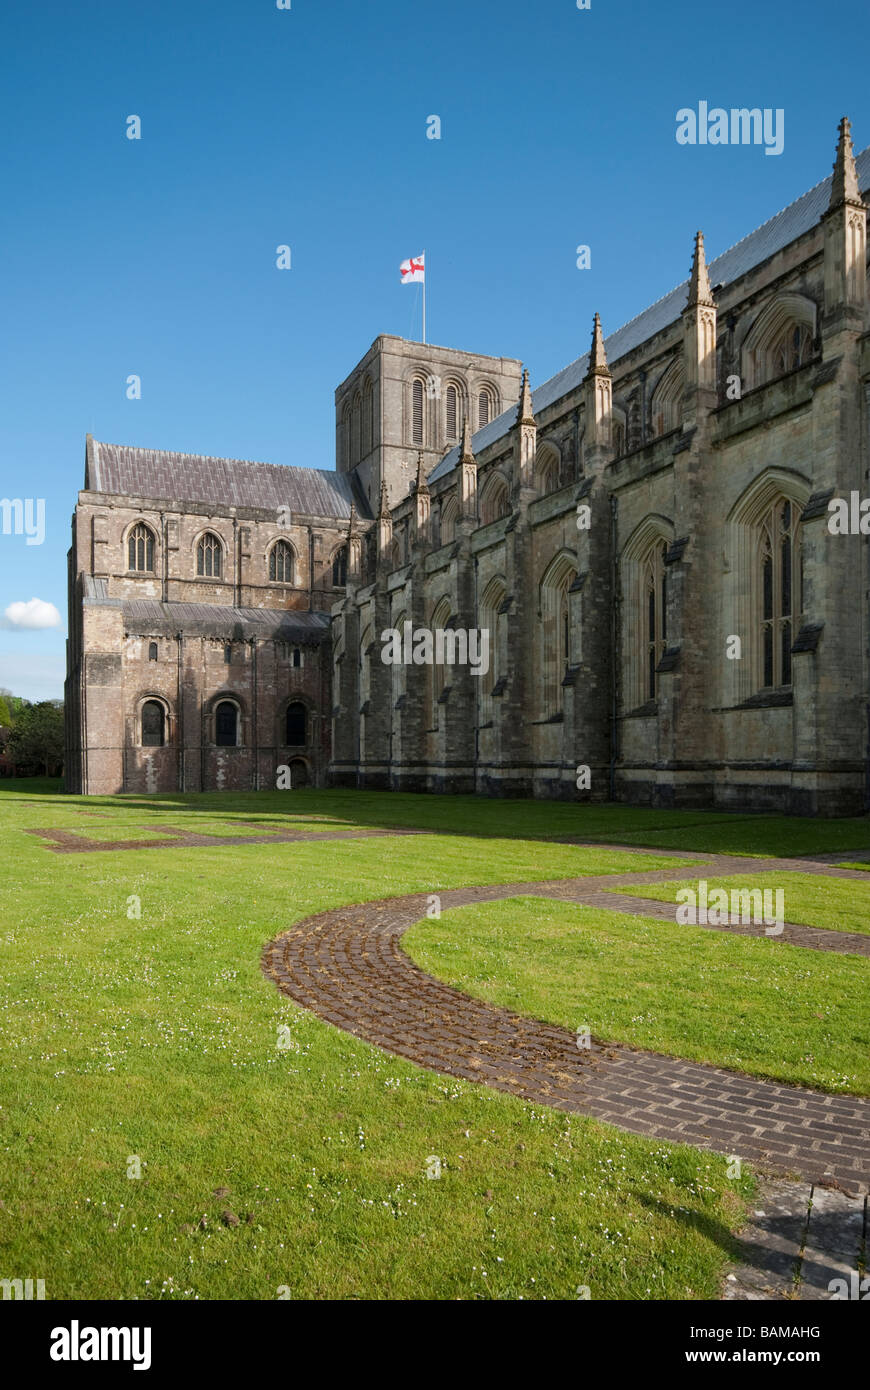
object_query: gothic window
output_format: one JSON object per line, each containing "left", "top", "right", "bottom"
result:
{"left": 148, "top": 642, "right": 158, "bottom": 662}
{"left": 642, "top": 542, "right": 668, "bottom": 701}
{"left": 757, "top": 498, "right": 801, "bottom": 689}
{"left": 742, "top": 294, "right": 817, "bottom": 390}
{"left": 439, "top": 495, "right": 459, "bottom": 546}
{"left": 411, "top": 378, "right": 424, "bottom": 444}
{"left": 430, "top": 597, "right": 452, "bottom": 728}
{"left": 478, "top": 579, "right": 507, "bottom": 725}
{"left": 479, "top": 473, "right": 510, "bottom": 525}
{"left": 128, "top": 522, "right": 155, "bottom": 572}
{"left": 197, "top": 532, "right": 222, "bottom": 578}
{"left": 540, "top": 554, "right": 577, "bottom": 718}
{"left": 535, "top": 445, "right": 560, "bottom": 495}
{"left": 651, "top": 359, "right": 685, "bottom": 437}
{"left": 215, "top": 701, "right": 239, "bottom": 747}
{"left": 141, "top": 700, "right": 165, "bottom": 747}
{"left": 611, "top": 405, "right": 627, "bottom": 457}
{"left": 269, "top": 538, "right": 294, "bottom": 584}
{"left": 285, "top": 701, "right": 307, "bottom": 746}
{"left": 332, "top": 545, "right": 348, "bottom": 586}
{"left": 772, "top": 324, "right": 813, "bottom": 378}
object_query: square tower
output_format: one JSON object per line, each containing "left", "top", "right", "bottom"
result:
{"left": 335, "top": 335, "right": 523, "bottom": 509}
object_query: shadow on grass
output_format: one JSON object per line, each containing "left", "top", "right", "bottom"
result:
{"left": 1, "top": 781, "right": 868, "bottom": 858}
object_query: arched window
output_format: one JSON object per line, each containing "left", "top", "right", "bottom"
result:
{"left": 479, "top": 473, "right": 510, "bottom": 526}
{"left": 148, "top": 641, "right": 158, "bottom": 662}
{"left": 535, "top": 445, "right": 560, "bottom": 495}
{"left": 611, "top": 404, "right": 627, "bottom": 457}
{"left": 758, "top": 497, "right": 801, "bottom": 689}
{"left": 224, "top": 643, "right": 232, "bottom": 664}
{"left": 141, "top": 700, "right": 165, "bottom": 747}
{"left": 430, "top": 596, "right": 452, "bottom": 726}
{"left": 540, "top": 554, "right": 577, "bottom": 718}
{"left": 725, "top": 472, "right": 808, "bottom": 703}
{"left": 197, "top": 532, "right": 222, "bottom": 578}
{"left": 439, "top": 495, "right": 459, "bottom": 546}
{"left": 642, "top": 541, "right": 669, "bottom": 702}
{"left": 411, "top": 378, "right": 424, "bottom": 444}
{"left": 332, "top": 545, "right": 348, "bottom": 586}
{"left": 285, "top": 701, "right": 307, "bottom": 746}
{"left": 742, "top": 294, "right": 817, "bottom": 390}
{"left": 444, "top": 383, "right": 464, "bottom": 442}
{"left": 292, "top": 647, "right": 301, "bottom": 668}
{"left": 128, "top": 522, "right": 155, "bottom": 572}
{"left": 621, "top": 519, "right": 674, "bottom": 710}
{"left": 478, "top": 387, "right": 496, "bottom": 429}
{"left": 269, "top": 538, "right": 294, "bottom": 583}
{"left": 651, "top": 359, "right": 685, "bottom": 437}
{"left": 478, "top": 578, "right": 507, "bottom": 725}
{"left": 215, "top": 701, "right": 238, "bottom": 747}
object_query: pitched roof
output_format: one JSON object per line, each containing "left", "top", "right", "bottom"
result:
{"left": 429, "top": 145, "right": 870, "bottom": 484}
{"left": 86, "top": 439, "right": 368, "bottom": 520}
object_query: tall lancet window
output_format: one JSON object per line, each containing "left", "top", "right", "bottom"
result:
{"left": 759, "top": 498, "right": 801, "bottom": 688}
{"left": 197, "top": 532, "right": 222, "bottom": 578}
{"left": 128, "top": 522, "right": 155, "bottom": 572}
{"left": 643, "top": 541, "right": 668, "bottom": 701}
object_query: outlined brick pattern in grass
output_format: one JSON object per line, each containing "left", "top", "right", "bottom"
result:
{"left": 263, "top": 856, "right": 870, "bottom": 1196}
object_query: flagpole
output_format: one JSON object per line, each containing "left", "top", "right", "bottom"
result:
{"left": 422, "top": 248, "right": 426, "bottom": 344}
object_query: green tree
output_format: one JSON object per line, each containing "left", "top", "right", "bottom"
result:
{"left": 7, "top": 700, "right": 64, "bottom": 775}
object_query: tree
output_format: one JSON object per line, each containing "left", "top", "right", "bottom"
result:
{"left": 7, "top": 700, "right": 64, "bottom": 775}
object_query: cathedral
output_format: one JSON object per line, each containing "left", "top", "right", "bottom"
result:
{"left": 66, "top": 119, "right": 870, "bottom": 815}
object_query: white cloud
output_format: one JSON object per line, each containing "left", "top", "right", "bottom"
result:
{"left": 3, "top": 598, "right": 62, "bottom": 630}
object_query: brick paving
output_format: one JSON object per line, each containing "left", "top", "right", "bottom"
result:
{"left": 262, "top": 849, "right": 870, "bottom": 1194}
{"left": 25, "top": 823, "right": 427, "bottom": 854}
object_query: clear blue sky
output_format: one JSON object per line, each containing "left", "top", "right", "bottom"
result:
{"left": 1, "top": 0, "right": 867, "bottom": 699}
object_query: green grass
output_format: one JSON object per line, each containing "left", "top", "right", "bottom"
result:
{"left": 615, "top": 871, "right": 870, "bottom": 937}
{"left": 405, "top": 896, "right": 870, "bottom": 1095}
{"left": 0, "top": 784, "right": 758, "bottom": 1301}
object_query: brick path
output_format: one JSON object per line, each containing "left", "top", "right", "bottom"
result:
{"left": 262, "top": 849, "right": 870, "bottom": 1194}
{"left": 26, "top": 823, "right": 427, "bottom": 853}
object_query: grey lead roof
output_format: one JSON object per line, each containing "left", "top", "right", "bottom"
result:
{"left": 429, "top": 145, "right": 870, "bottom": 484}
{"left": 82, "top": 583, "right": 331, "bottom": 641}
{"left": 87, "top": 439, "right": 368, "bottom": 520}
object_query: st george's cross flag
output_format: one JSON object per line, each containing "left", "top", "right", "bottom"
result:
{"left": 400, "top": 253, "right": 425, "bottom": 284}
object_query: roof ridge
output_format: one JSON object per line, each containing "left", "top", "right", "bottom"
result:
{"left": 93, "top": 439, "right": 338, "bottom": 475}
{"left": 521, "top": 143, "right": 870, "bottom": 409}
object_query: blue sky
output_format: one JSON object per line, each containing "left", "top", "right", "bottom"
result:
{"left": 1, "top": 0, "right": 867, "bottom": 699}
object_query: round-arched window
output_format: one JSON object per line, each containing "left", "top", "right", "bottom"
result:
{"left": 215, "top": 701, "right": 238, "bottom": 746}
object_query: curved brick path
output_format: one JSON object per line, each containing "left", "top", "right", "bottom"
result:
{"left": 263, "top": 850, "right": 870, "bottom": 1194}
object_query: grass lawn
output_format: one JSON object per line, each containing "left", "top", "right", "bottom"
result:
{"left": 405, "top": 896, "right": 870, "bottom": 1095}
{"left": 615, "top": 871, "right": 870, "bottom": 936}
{"left": 3, "top": 780, "right": 864, "bottom": 1300}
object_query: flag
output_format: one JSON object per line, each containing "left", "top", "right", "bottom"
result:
{"left": 400, "top": 253, "right": 425, "bottom": 284}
